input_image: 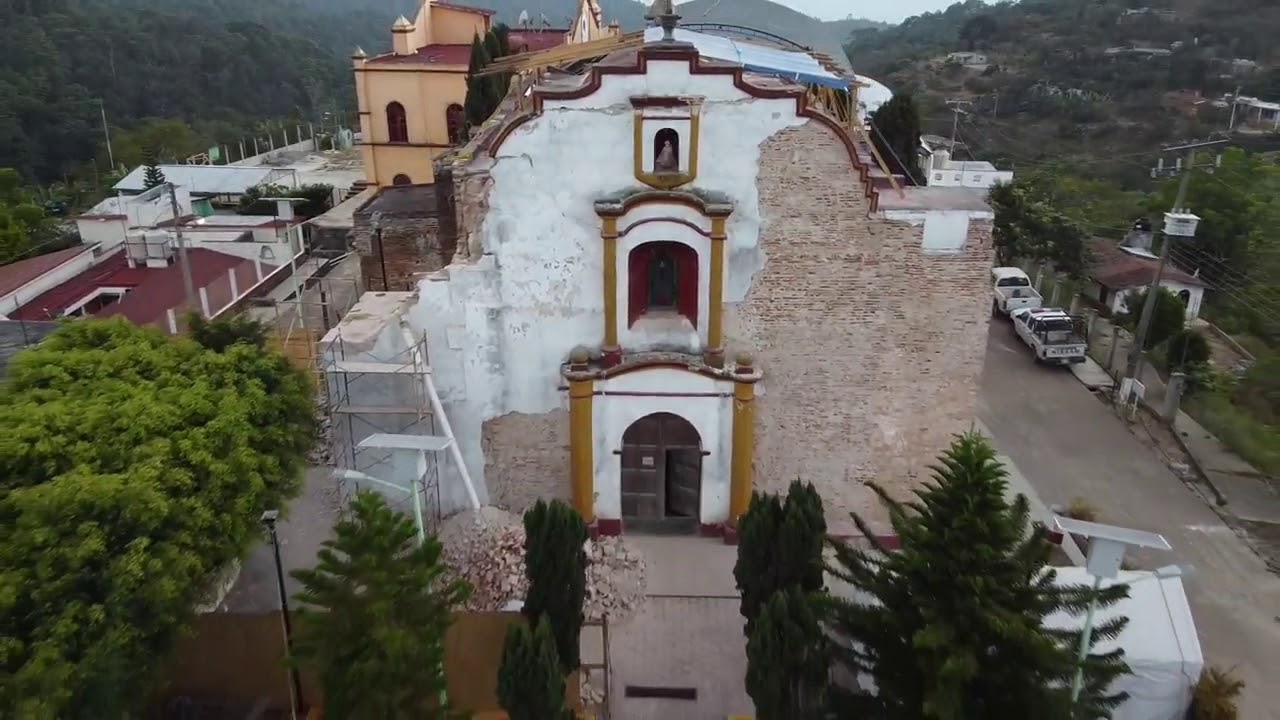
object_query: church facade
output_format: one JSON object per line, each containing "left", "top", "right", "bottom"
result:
{"left": 404, "top": 31, "right": 995, "bottom": 538}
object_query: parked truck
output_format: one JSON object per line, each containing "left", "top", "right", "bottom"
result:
{"left": 991, "top": 267, "right": 1043, "bottom": 318}
{"left": 1011, "top": 306, "right": 1088, "bottom": 365}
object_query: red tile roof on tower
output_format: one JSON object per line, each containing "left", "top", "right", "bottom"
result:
{"left": 0, "top": 246, "right": 94, "bottom": 299}
{"left": 433, "top": 2, "right": 496, "bottom": 15}
{"left": 367, "top": 44, "right": 474, "bottom": 66}
{"left": 8, "top": 248, "right": 271, "bottom": 326}
{"left": 506, "top": 28, "right": 570, "bottom": 53}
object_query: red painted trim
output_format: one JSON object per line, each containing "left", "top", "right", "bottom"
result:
{"left": 626, "top": 241, "right": 697, "bottom": 327}
{"left": 699, "top": 522, "right": 723, "bottom": 538}
{"left": 596, "top": 391, "right": 726, "bottom": 398}
{"left": 618, "top": 216, "right": 710, "bottom": 238}
{"left": 630, "top": 96, "right": 692, "bottom": 108}
{"left": 433, "top": 1, "right": 496, "bottom": 15}
{"left": 355, "top": 67, "right": 471, "bottom": 75}
{"left": 596, "top": 518, "right": 623, "bottom": 536}
{"left": 485, "top": 45, "right": 881, "bottom": 212}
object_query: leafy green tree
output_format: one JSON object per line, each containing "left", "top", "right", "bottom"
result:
{"left": 464, "top": 33, "right": 495, "bottom": 128}
{"left": 484, "top": 28, "right": 513, "bottom": 109}
{"left": 522, "top": 499, "right": 588, "bottom": 675}
{"left": 187, "top": 312, "right": 269, "bottom": 353}
{"left": 496, "top": 617, "right": 574, "bottom": 720}
{"left": 823, "top": 432, "right": 1131, "bottom": 719}
{"left": 869, "top": 93, "right": 923, "bottom": 184}
{"left": 236, "top": 182, "right": 333, "bottom": 217}
{"left": 142, "top": 145, "right": 167, "bottom": 190}
{"left": 290, "top": 491, "right": 471, "bottom": 720}
{"left": 733, "top": 480, "right": 827, "bottom": 636}
{"left": 0, "top": 318, "right": 315, "bottom": 720}
{"left": 1119, "top": 286, "right": 1185, "bottom": 350}
{"left": 1165, "top": 328, "right": 1211, "bottom": 371}
{"left": 988, "top": 179, "right": 1090, "bottom": 278}
{"left": 745, "top": 587, "right": 830, "bottom": 720}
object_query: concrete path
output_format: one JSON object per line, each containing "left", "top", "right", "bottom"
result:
{"left": 982, "top": 320, "right": 1280, "bottom": 720}
{"left": 1069, "top": 357, "right": 1116, "bottom": 391}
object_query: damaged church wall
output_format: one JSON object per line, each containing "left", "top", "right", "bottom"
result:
{"left": 726, "top": 121, "right": 994, "bottom": 533}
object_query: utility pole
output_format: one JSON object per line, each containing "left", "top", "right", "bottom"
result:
{"left": 1227, "top": 85, "right": 1242, "bottom": 133}
{"left": 168, "top": 183, "right": 198, "bottom": 312}
{"left": 1121, "top": 138, "right": 1227, "bottom": 393}
{"left": 95, "top": 99, "right": 115, "bottom": 173}
{"left": 945, "top": 99, "right": 971, "bottom": 151}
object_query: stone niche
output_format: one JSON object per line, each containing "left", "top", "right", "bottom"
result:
{"left": 633, "top": 97, "right": 701, "bottom": 189}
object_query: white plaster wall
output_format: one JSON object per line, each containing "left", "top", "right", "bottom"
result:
{"left": 407, "top": 58, "right": 809, "bottom": 509}
{"left": 1112, "top": 281, "right": 1203, "bottom": 320}
{"left": 881, "top": 209, "right": 992, "bottom": 255}
{"left": 592, "top": 367, "right": 734, "bottom": 525}
{"left": 76, "top": 219, "right": 127, "bottom": 250}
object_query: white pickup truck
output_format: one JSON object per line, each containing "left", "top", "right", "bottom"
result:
{"left": 991, "top": 267, "right": 1043, "bottom": 318}
{"left": 1011, "top": 307, "right": 1088, "bottom": 365}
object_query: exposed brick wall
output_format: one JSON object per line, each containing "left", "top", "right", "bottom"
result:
{"left": 352, "top": 213, "right": 445, "bottom": 292}
{"left": 724, "top": 121, "right": 993, "bottom": 533}
{"left": 481, "top": 410, "right": 571, "bottom": 514}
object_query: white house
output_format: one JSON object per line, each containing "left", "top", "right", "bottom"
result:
{"left": 946, "top": 51, "right": 988, "bottom": 66}
{"left": 1086, "top": 238, "right": 1207, "bottom": 321}
{"left": 922, "top": 148, "right": 1013, "bottom": 189}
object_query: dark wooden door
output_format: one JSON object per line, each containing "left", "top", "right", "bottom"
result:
{"left": 620, "top": 413, "right": 701, "bottom": 532}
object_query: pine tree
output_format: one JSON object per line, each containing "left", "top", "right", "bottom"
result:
{"left": 823, "top": 432, "right": 1131, "bottom": 719}
{"left": 464, "top": 33, "right": 493, "bottom": 127}
{"left": 522, "top": 499, "right": 589, "bottom": 675}
{"left": 733, "top": 480, "right": 827, "bottom": 636}
{"left": 869, "top": 93, "right": 923, "bottom": 185}
{"left": 483, "top": 28, "right": 513, "bottom": 112}
{"left": 290, "top": 491, "right": 471, "bottom": 720}
{"left": 142, "top": 146, "right": 166, "bottom": 190}
{"left": 496, "top": 617, "right": 574, "bottom": 720}
{"left": 745, "top": 587, "right": 831, "bottom": 720}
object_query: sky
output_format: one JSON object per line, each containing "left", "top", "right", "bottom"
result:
{"left": 674, "top": 0, "right": 965, "bottom": 24}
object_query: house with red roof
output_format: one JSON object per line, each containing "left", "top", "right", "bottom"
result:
{"left": 351, "top": 0, "right": 619, "bottom": 188}
{"left": 1084, "top": 236, "right": 1209, "bottom": 320}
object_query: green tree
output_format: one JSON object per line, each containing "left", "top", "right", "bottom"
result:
{"left": 464, "top": 33, "right": 495, "bottom": 128}
{"left": 988, "top": 179, "right": 1090, "bottom": 278}
{"left": 496, "top": 617, "right": 574, "bottom": 720}
{"left": 1165, "top": 328, "right": 1211, "bottom": 371}
{"left": 745, "top": 587, "right": 831, "bottom": 720}
{"left": 187, "top": 312, "right": 269, "bottom": 353}
{"left": 733, "top": 480, "right": 827, "bottom": 636}
{"left": 823, "top": 432, "right": 1130, "bottom": 719}
{"left": 290, "top": 491, "right": 471, "bottom": 720}
{"left": 484, "top": 28, "right": 513, "bottom": 110}
{"left": 870, "top": 93, "right": 923, "bottom": 184}
{"left": 0, "top": 318, "right": 315, "bottom": 720}
{"left": 1119, "top": 286, "right": 1186, "bottom": 350}
{"left": 522, "top": 499, "right": 588, "bottom": 675}
{"left": 142, "top": 145, "right": 166, "bottom": 190}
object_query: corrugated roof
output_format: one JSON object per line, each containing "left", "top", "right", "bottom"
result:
{"left": 113, "top": 165, "right": 288, "bottom": 195}
{"left": 0, "top": 246, "right": 95, "bottom": 299}
{"left": 1088, "top": 237, "right": 1208, "bottom": 289}
{"left": 366, "top": 43, "right": 472, "bottom": 66}
{"left": 643, "top": 28, "right": 848, "bottom": 90}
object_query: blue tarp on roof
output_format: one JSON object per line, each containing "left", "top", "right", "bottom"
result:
{"left": 642, "top": 27, "right": 849, "bottom": 90}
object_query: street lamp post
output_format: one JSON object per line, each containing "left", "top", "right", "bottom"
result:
{"left": 262, "top": 510, "right": 305, "bottom": 719}
{"left": 94, "top": 99, "right": 115, "bottom": 173}
{"left": 1053, "top": 516, "right": 1174, "bottom": 708}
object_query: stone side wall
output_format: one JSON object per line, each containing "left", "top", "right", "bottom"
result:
{"left": 725, "top": 121, "right": 993, "bottom": 533}
{"left": 480, "top": 410, "right": 571, "bottom": 514}
{"left": 351, "top": 213, "right": 445, "bottom": 292}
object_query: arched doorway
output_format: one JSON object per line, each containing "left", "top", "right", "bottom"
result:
{"left": 620, "top": 412, "right": 702, "bottom": 533}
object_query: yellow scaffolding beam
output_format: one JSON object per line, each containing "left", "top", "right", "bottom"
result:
{"left": 474, "top": 31, "right": 647, "bottom": 77}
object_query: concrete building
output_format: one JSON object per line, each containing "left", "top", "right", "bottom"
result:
{"left": 946, "top": 51, "right": 988, "bottom": 66}
{"left": 324, "top": 16, "right": 995, "bottom": 539}
{"left": 352, "top": 0, "right": 616, "bottom": 188}
{"left": 921, "top": 147, "right": 1013, "bottom": 189}
{"left": 1085, "top": 237, "right": 1207, "bottom": 321}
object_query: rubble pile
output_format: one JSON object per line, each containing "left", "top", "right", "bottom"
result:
{"left": 437, "top": 507, "right": 647, "bottom": 621}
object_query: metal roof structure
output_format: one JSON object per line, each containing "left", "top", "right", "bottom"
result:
{"left": 643, "top": 27, "right": 848, "bottom": 89}
{"left": 113, "top": 165, "right": 297, "bottom": 196}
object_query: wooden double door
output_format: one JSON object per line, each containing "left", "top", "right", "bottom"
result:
{"left": 620, "top": 412, "right": 703, "bottom": 533}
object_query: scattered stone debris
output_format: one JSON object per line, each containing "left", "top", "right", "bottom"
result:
{"left": 438, "top": 506, "right": 647, "bottom": 621}
{"left": 579, "top": 670, "right": 606, "bottom": 707}
{"left": 309, "top": 386, "right": 335, "bottom": 466}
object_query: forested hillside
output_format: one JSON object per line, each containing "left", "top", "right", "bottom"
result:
{"left": 844, "top": 0, "right": 1280, "bottom": 183}
{"left": 0, "top": 0, "right": 414, "bottom": 184}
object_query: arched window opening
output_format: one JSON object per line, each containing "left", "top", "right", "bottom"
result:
{"left": 392, "top": 174, "right": 412, "bottom": 186}
{"left": 446, "top": 103, "right": 466, "bottom": 146}
{"left": 628, "top": 241, "right": 697, "bottom": 326}
{"left": 1177, "top": 289, "right": 1190, "bottom": 305}
{"left": 386, "top": 101, "right": 409, "bottom": 143}
{"left": 653, "top": 128, "right": 680, "bottom": 173}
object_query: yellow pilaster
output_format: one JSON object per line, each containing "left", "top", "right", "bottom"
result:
{"left": 705, "top": 216, "right": 727, "bottom": 367}
{"left": 569, "top": 373, "right": 595, "bottom": 523}
{"left": 729, "top": 353, "right": 756, "bottom": 524}
{"left": 601, "top": 216, "right": 620, "bottom": 364}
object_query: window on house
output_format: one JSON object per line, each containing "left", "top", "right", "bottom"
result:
{"left": 653, "top": 128, "right": 680, "bottom": 173}
{"left": 628, "top": 242, "right": 698, "bottom": 326}
{"left": 446, "top": 103, "right": 466, "bottom": 145}
{"left": 386, "top": 102, "right": 409, "bottom": 143}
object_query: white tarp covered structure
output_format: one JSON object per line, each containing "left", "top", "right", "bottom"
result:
{"left": 828, "top": 567, "right": 1203, "bottom": 719}
{"left": 643, "top": 27, "right": 848, "bottom": 89}
{"left": 1046, "top": 567, "right": 1203, "bottom": 720}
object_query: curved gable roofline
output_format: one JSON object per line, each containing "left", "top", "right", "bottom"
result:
{"left": 483, "top": 44, "right": 881, "bottom": 213}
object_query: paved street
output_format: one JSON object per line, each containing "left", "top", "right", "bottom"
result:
{"left": 980, "top": 320, "right": 1280, "bottom": 719}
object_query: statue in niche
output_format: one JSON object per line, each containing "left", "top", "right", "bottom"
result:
{"left": 649, "top": 252, "right": 677, "bottom": 308}
{"left": 654, "top": 139, "right": 678, "bottom": 173}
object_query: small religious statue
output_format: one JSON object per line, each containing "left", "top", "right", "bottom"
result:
{"left": 654, "top": 140, "right": 678, "bottom": 173}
